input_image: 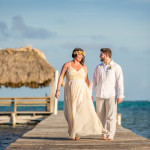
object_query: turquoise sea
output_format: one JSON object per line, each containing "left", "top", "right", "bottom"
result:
{"left": 0, "top": 101, "right": 150, "bottom": 150}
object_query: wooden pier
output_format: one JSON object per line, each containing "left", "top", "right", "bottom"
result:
{"left": 0, "top": 97, "right": 53, "bottom": 126}
{"left": 6, "top": 111, "right": 150, "bottom": 150}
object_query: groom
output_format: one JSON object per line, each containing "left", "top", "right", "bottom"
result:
{"left": 89, "top": 48, "right": 124, "bottom": 140}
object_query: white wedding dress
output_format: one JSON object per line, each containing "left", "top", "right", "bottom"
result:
{"left": 64, "top": 64, "right": 103, "bottom": 138}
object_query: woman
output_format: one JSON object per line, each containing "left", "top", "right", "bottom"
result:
{"left": 55, "top": 48, "right": 104, "bottom": 140}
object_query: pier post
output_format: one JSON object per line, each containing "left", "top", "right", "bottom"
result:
{"left": 11, "top": 98, "right": 17, "bottom": 126}
{"left": 46, "top": 95, "right": 51, "bottom": 112}
{"left": 13, "top": 98, "right": 17, "bottom": 114}
{"left": 11, "top": 113, "right": 16, "bottom": 126}
{"left": 50, "top": 82, "right": 55, "bottom": 113}
{"left": 117, "top": 113, "right": 122, "bottom": 125}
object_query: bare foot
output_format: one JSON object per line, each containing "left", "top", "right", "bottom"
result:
{"left": 75, "top": 137, "right": 80, "bottom": 140}
{"left": 100, "top": 136, "right": 106, "bottom": 140}
{"left": 106, "top": 138, "right": 113, "bottom": 140}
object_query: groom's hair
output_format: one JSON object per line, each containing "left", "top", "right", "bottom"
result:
{"left": 100, "top": 48, "right": 112, "bottom": 58}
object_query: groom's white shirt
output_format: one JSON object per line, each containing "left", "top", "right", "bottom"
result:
{"left": 89, "top": 60, "right": 124, "bottom": 99}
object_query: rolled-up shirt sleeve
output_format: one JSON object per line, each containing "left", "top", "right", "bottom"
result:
{"left": 115, "top": 65, "right": 125, "bottom": 98}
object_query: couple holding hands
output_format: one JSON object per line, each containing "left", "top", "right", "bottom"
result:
{"left": 55, "top": 48, "right": 124, "bottom": 141}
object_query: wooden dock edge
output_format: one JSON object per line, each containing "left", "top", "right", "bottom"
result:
{"left": 0, "top": 112, "right": 52, "bottom": 126}
{"left": 6, "top": 111, "right": 150, "bottom": 150}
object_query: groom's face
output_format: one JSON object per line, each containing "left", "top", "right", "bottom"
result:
{"left": 100, "top": 52, "right": 106, "bottom": 62}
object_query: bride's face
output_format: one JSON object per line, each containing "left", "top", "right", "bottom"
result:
{"left": 76, "top": 54, "right": 83, "bottom": 62}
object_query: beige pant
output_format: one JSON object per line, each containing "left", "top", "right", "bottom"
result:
{"left": 96, "top": 97, "right": 117, "bottom": 139}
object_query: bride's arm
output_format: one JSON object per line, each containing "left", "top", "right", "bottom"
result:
{"left": 55, "top": 62, "right": 69, "bottom": 99}
{"left": 83, "top": 65, "right": 90, "bottom": 87}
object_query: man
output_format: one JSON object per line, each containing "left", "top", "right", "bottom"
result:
{"left": 89, "top": 48, "right": 124, "bottom": 140}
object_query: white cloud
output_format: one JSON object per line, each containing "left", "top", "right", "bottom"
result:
{"left": 0, "top": 16, "right": 57, "bottom": 40}
{"left": 0, "top": 21, "right": 9, "bottom": 38}
{"left": 12, "top": 16, "right": 56, "bottom": 39}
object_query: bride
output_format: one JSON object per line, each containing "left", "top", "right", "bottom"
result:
{"left": 55, "top": 48, "right": 104, "bottom": 140}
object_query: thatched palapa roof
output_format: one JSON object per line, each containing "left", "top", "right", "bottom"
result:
{"left": 0, "top": 46, "right": 55, "bottom": 88}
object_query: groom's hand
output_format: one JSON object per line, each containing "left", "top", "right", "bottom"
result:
{"left": 118, "top": 98, "right": 123, "bottom": 104}
{"left": 91, "top": 96, "right": 93, "bottom": 101}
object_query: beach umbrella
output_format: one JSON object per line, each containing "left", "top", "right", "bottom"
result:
{"left": 0, "top": 46, "right": 55, "bottom": 88}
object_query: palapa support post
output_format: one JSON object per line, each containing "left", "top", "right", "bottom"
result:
{"left": 50, "top": 70, "right": 59, "bottom": 114}
{"left": 53, "top": 70, "right": 59, "bottom": 115}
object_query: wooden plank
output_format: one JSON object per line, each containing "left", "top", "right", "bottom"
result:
{"left": 0, "top": 97, "right": 50, "bottom": 100}
{"left": 17, "top": 105, "right": 46, "bottom": 106}
{"left": 0, "top": 101, "right": 12, "bottom": 103}
{"left": 14, "top": 97, "right": 50, "bottom": 100}
{"left": 0, "top": 105, "right": 11, "bottom": 106}
{"left": 6, "top": 111, "right": 150, "bottom": 150}
{"left": 15, "top": 102, "right": 47, "bottom": 104}
{"left": 0, "top": 112, "right": 13, "bottom": 114}
{"left": 0, "top": 98, "right": 14, "bottom": 100}
{"left": 16, "top": 111, "right": 51, "bottom": 114}
{"left": 0, "top": 111, "right": 51, "bottom": 114}
{"left": 15, "top": 100, "right": 47, "bottom": 102}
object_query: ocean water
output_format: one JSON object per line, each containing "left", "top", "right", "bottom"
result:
{"left": 117, "top": 101, "right": 150, "bottom": 140}
{"left": 0, "top": 101, "right": 150, "bottom": 150}
{"left": 0, "top": 125, "right": 34, "bottom": 150}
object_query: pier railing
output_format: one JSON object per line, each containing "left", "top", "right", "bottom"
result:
{"left": 0, "top": 97, "right": 52, "bottom": 126}
{"left": 0, "top": 97, "right": 122, "bottom": 126}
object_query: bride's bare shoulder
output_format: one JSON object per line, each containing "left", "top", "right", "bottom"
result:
{"left": 62, "top": 61, "right": 71, "bottom": 68}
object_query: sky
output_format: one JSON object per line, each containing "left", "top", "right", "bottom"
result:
{"left": 0, "top": 0, "right": 150, "bottom": 101}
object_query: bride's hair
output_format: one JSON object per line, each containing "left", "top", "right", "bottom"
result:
{"left": 72, "top": 48, "right": 85, "bottom": 65}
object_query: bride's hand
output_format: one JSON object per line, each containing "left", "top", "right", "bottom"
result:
{"left": 55, "top": 90, "right": 60, "bottom": 99}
